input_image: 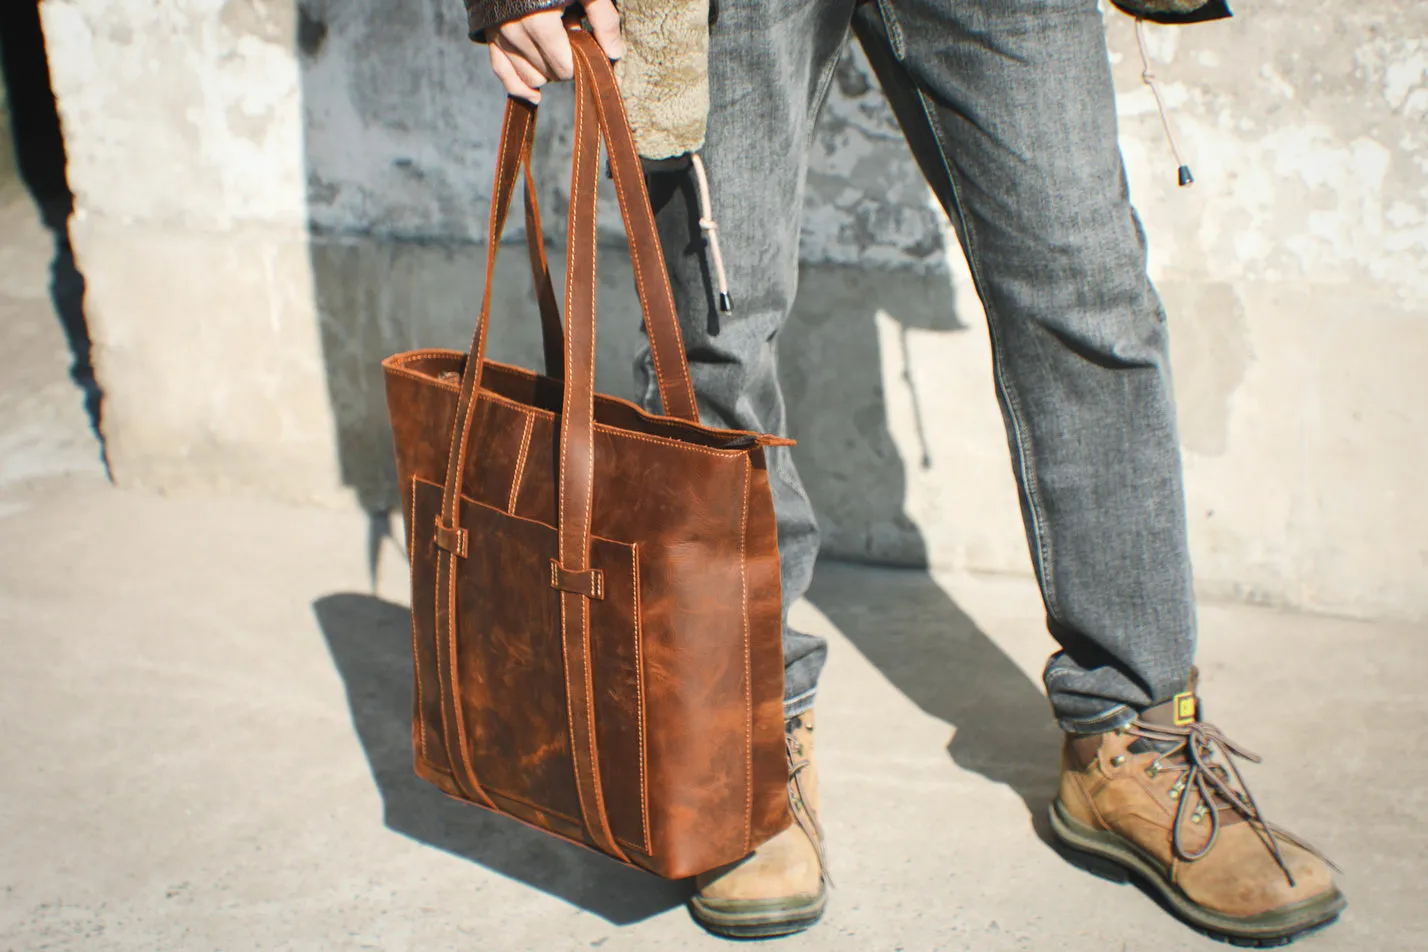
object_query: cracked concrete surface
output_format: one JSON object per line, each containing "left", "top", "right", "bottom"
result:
{"left": 0, "top": 477, "right": 1424, "bottom": 950}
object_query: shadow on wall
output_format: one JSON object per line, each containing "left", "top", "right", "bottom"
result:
{"left": 780, "top": 270, "right": 1063, "bottom": 826}
{"left": 299, "top": 0, "right": 1061, "bottom": 912}
{"left": 291, "top": 0, "right": 973, "bottom": 542}
{"left": 295, "top": 0, "right": 584, "bottom": 521}
{"left": 0, "top": 0, "right": 102, "bottom": 452}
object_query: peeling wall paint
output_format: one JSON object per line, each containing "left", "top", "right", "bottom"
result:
{"left": 36, "top": 0, "right": 1428, "bottom": 619}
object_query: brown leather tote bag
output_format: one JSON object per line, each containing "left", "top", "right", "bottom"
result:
{"left": 381, "top": 27, "right": 790, "bottom": 879}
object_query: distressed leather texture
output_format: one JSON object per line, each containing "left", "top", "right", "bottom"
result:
{"left": 382, "top": 27, "right": 790, "bottom": 880}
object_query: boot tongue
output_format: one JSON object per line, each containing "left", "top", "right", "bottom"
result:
{"left": 1126, "top": 671, "right": 1259, "bottom": 833}
{"left": 1129, "top": 668, "right": 1201, "bottom": 753}
{"left": 1128, "top": 735, "right": 1179, "bottom": 755}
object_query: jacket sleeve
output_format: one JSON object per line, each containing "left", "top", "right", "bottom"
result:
{"left": 1108, "top": 0, "right": 1232, "bottom": 24}
{"left": 464, "top": 0, "right": 572, "bottom": 41}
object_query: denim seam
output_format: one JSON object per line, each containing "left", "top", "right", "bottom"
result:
{"left": 804, "top": 26, "right": 848, "bottom": 155}
{"left": 874, "top": 0, "right": 908, "bottom": 60}
{"left": 907, "top": 83, "right": 1062, "bottom": 624}
{"left": 783, "top": 686, "right": 817, "bottom": 718}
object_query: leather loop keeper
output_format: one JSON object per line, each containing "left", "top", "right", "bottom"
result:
{"left": 550, "top": 560, "right": 605, "bottom": 600}
{"left": 434, "top": 521, "right": 469, "bottom": 558}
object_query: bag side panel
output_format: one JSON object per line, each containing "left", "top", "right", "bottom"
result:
{"left": 744, "top": 449, "right": 793, "bottom": 849}
{"left": 410, "top": 475, "right": 456, "bottom": 783}
{"left": 628, "top": 454, "right": 767, "bottom": 878}
{"left": 383, "top": 353, "right": 462, "bottom": 532}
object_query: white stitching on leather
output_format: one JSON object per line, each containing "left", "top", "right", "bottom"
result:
{"left": 508, "top": 411, "right": 534, "bottom": 514}
{"left": 739, "top": 456, "right": 752, "bottom": 853}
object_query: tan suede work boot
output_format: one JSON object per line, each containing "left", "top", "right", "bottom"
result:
{"left": 1051, "top": 670, "right": 1346, "bottom": 945}
{"left": 689, "top": 711, "right": 828, "bottom": 938}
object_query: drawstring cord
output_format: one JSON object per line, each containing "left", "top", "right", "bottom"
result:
{"left": 1135, "top": 18, "right": 1195, "bottom": 188}
{"left": 689, "top": 152, "right": 733, "bottom": 312}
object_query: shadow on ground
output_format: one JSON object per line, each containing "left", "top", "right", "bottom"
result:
{"left": 778, "top": 254, "right": 1063, "bottom": 831}
{"left": 807, "top": 565, "right": 1063, "bottom": 835}
{"left": 312, "top": 593, "right": 689, "bottom": 926}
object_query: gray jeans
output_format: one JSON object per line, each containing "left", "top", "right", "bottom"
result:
{"left": 638, "top": 0, "right": 1196, "bottom": 733}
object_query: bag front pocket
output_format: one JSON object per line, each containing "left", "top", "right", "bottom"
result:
{"left": 410, "top": 477, "right": 649, "bottom": 854}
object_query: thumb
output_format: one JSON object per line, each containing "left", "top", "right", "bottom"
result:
{"left": 583, "top": 0, "right": 625, "bottom": 61}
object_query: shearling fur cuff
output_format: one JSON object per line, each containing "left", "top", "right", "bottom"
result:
{"left": 613, "top": 0, "right": 710, "bottom": 159}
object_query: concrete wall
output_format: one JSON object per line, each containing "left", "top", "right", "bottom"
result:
{"left": 37, "top": 0, "right": 1428, "bottom": 620}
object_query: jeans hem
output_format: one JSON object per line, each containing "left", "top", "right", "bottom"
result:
{"left": 783, "top": 687, "right": 817, "bottom": 720}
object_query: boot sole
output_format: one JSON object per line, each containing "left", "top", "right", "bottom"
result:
{"left": 689, "top": 887, "right": 828, "bottom": 939}
{"left": 1049, "top": 799, "right": 1346, "bottom": 946}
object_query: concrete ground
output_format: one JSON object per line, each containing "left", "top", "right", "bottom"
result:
{"left": 2, "top": 187, "right": 1426, "bottom": 951}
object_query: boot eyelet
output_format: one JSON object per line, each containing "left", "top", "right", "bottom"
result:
{"left": 1110, "top": 755, "right": 1126, "bottom": 767}
{"left": 1145, "top": 763, "right": 1161, "bottom": 778}
{"left": 1168, "top": 787, "right": 1182, "bottom": 800}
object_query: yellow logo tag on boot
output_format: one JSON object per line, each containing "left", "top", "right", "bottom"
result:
{"left": 1173, "top": 691, "right": 1198, "bottom": 726}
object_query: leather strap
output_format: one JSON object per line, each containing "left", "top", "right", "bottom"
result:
{"left": 523, "top": 147, "right": 564, "bottom": 379}
{"left": 433, "top": 544, "right": 497, "bottom": 809}
{"left": 434, "top": 520, "right": 468, "bottom": 558}
{"left": 454, "top": 79, "right": 698, "bottom": 429}
{"left": 492, "top": 92, "right": 697, "bottom": 399}
{"left": 553, "top": 64, "right": 628, "bottom": 862}
{"left": 491, "top": 102, "right": 564, "bottom": 378}
{"left": 569, "top": 33, "right": 699, "bottom": 422}
{"left": 430, "top": 98, "right": 536, "bottom": 811}
{"left": 543, "top": 24, "right": 713, "bottom": 861}
{"left": 436, "top": 80, "right": 699, "bottom": 550}
{"left": 550, "top": 559, "right": 605, "bottom": 599}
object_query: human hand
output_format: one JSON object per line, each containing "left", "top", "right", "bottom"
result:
{"left": 488, "top": 0, "right": 624, "bottom": 104}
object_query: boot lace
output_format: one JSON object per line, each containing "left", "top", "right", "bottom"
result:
{"left": 786, "top": 715, "right": 831, "bottom": 886}
{"left": 1127, "top": 718, "right": 1336, "bottom": 888}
